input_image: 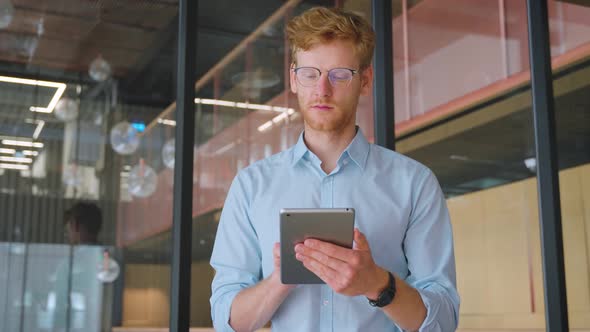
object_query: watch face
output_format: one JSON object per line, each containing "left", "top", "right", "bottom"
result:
{"left": 368, "top": 272, "right": 396, "bottom": 307}
{"left": 377, "top": 288, "right": 395, "bottom": 307}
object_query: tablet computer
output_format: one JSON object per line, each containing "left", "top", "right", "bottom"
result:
{"left": 280, "top": 208, "right": 355, "bottom": 284}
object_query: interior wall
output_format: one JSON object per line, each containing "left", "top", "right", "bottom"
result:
{"left": 451, "top": 162, "right": 590, "bottom": 329}
{"left": 122, "top": 261, "right": 215, "bottom": 327}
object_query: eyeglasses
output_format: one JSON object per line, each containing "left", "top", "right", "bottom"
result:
{"left": 293, "top": 67, "right": 358, "bottom": 88}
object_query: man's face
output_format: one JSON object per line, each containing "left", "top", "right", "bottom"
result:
{"left": 65, "top": 220, "right": 80, "bottom": 245}
{"left": 290, "top": 39, "right": 372, "bottom": 133}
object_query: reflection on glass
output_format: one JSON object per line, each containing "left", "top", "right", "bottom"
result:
{"left": 55, "top": 97, "right": 79, "bottom": 122}
{"left": 127, "top": 160, "right": 158, "bottom": 198}
{"left": 162, "top": 138, "right": 175, "bottom": 169}
{"left": 96, "top": 250, "right": 120, "bottom": 283}
{"left": 88, "top": 55, "right": 112, "bottom": 82}
{"left": 110, "top": 121, "right": 140, "bottom": 155}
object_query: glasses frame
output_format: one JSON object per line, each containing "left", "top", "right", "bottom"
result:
{"left": 293, "top": 67, "right": 359, "bottom": 88}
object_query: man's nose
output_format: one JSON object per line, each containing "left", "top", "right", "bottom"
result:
{"left": 314, "top": 73, "right": 332, "bottom": 97}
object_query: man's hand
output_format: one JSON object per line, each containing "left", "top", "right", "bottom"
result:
{"left": 294, "top": 228, "right": 389, "bottom": 298}
{"left": 272, "top": 243, "right": 296, "bottom": 291}
{"left": 228, "top": 243, "right": 295, "bottom": 332}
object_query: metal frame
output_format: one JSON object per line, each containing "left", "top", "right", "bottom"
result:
{"left": 526, "top": 0, "right": 569, "bottom": 330}
{"left": 371, "top": 0, "right": 395, "bottom": 150}
{"left": 170, "top": 0, "right": 197, "bottom": 331}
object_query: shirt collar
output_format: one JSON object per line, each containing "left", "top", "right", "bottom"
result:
{"left": 290, "top": 126, "right": 370, "bottom": 170}
{"left": 291, "top": 131, "right": 309, "bottom": 166}
{"left": 344, "top": 127, "right": 370, "bottom": 170}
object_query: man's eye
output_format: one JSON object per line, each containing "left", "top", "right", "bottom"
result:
{"left": 331, "top": 71, "right": 350, "bottom": 80}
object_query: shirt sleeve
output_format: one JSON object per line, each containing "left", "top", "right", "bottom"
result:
{"left": 210, "top": 172, "right": 262, "bottom": 332}
{"left": 403, "top": 168, "right": 460, "bottom": 331}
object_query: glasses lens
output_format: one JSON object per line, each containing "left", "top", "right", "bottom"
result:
{"left": 296, "top": 68, "right": 319, "bottom": 86}
{"left": 328, "top": 69, "right": 353, "bottom": 85}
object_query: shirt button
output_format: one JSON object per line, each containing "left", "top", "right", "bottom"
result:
{"left": 323, "top": 299, "right": 329, "bottom": 306}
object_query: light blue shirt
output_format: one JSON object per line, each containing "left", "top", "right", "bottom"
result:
{"left": 210, "top": 128, "right": 459, "bottom": 332}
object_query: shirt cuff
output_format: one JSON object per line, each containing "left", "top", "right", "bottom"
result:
{"left": 212, "top": 290, "right": 240, "bottom": 332}
{"left": 415, "top": 288, "right": 443, "bottom": 332}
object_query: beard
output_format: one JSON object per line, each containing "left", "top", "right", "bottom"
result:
{"left": 302, "top": 109, "right": 355, "bottom": 132}
{"left": 298, "top": 97, "right": 357, "bottom": 133}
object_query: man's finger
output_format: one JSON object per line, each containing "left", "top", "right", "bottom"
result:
{"left": 303, "top": 238, "right": 350, "bottom": 261}
{"left": 297, "top": 246, "right": 348, "bottom": 271}
{"left": 353, "top": 228, "right": 370, "bottom": 251}
{"left": 298, "top": 253, "right": 340, "bottom": 283}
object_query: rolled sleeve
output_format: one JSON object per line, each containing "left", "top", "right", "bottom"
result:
{"left": 415, "top": 285, "right": 459, "bottom": 332}
{"left": 210, "top": 173, "right": 262, "bottom": 331}
{"left": 404, "top": 168, "right": 460, "bottom": 331}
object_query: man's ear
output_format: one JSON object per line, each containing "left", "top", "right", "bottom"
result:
{"left": 290, "top": 63, "right": 298, "bottom": 94}
{"left": 360, "top": 65, "right": 373, "bottom": 96}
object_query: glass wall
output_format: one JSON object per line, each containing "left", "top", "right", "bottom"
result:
{"left": 548, "top": 0, "right": 590, "bottom": 328}
{"left": 395, "top": 0, "right": 590, "bottom": 330}
{"left": 1, "top": 0, "right": 584, "bottom": 331}
{"left": 0, "top": 1, "right": 178, "bottom": 331}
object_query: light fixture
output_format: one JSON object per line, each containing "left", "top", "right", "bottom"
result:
{"left": 161, "top": 139, "right": 175, "bottom": 169}
{"left": 257, "top": 109, "right": 296, "bottom": 133}
{"left": 214, "top": 142, "right": 236, "bottom": 156}
{"left": 24, "top": 118, "right": 46, "bottom": 139}
{"left": 55, "top": 98, "right": 78, "bottom": 122}
{"left": 128, "top": 160, "right": 157, "bottom": 198}
{"left": 96, "top": 250, "right": 120, "bottom": 283}
{"left": 0, "top": 148, "right": 15, "bottom": 154}
{"left": 0, "top": 156, "right": 32, "bottom": 163}
{"left": 0, "top": 163, "right": 28, "bottom": 170}
{"left": 89, "top": 55, "right": 112, "bottom": 82}
{"left": 1, "top": 139, "right": 43, "bottom": 148}
{"left": 0, "top": 76, "right": 66, "bottom": 113}
{"left": 157, "top": 118, "right": 176, "bottom": 126}
{"left": 0, "top": 146, "right": 38, "bottom": 156}
{"left": 110, "top": 121, "right": 140, "bottom": 155}
{"left": 194, "top": 98, "right": 294, "bottom": 113}
{"left": 32, "top": 120, "right": 45, "bottom": 139}
{"left": 257, "top": 121, "right": 273, "bottom": 132}
{"left": 524, "top": 157, "right": 536, "bottom": 173}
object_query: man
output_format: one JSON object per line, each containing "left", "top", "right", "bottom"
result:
{"left": 210, "top": 7, "right": 459, "bottom": 332}
{"left": 50, "top": 202, "right": 106, "bottom": 331}
{"left": 64, "top": 201, "right": 102, "bottom": 245}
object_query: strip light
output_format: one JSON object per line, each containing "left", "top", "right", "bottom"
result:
{"left": 1, "top": 139, "right": 44, "bottom": 148}
{"left": 194, "top": 98, "right": 294, "bottom": 113}
{"left": 157, "top": 118, "right": 176, "bottom": 126}
{"left": 0, "top": 163, "right": 29, "bottom": 170}
{"left": 0, "top": 156, "right": 32, "bottom": 163}
{"left": 0, "top": 76, "right": 67, "bottom": 113}
{"left": 257, "top": 109, "right": 296, "bottom": 133}
{"left": 33, "top": 120, "right": 45, "bottom": 140}
{"left": 0, "top": 148, "right": 38, "bottom": 156}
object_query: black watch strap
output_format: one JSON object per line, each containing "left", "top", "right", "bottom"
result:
{"left": 367, "top": 271, "right": 396, "bottom": 308}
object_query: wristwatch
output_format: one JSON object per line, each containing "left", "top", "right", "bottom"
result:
{"left": 367, "top": 271, "right": 396, "bottom": 307}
